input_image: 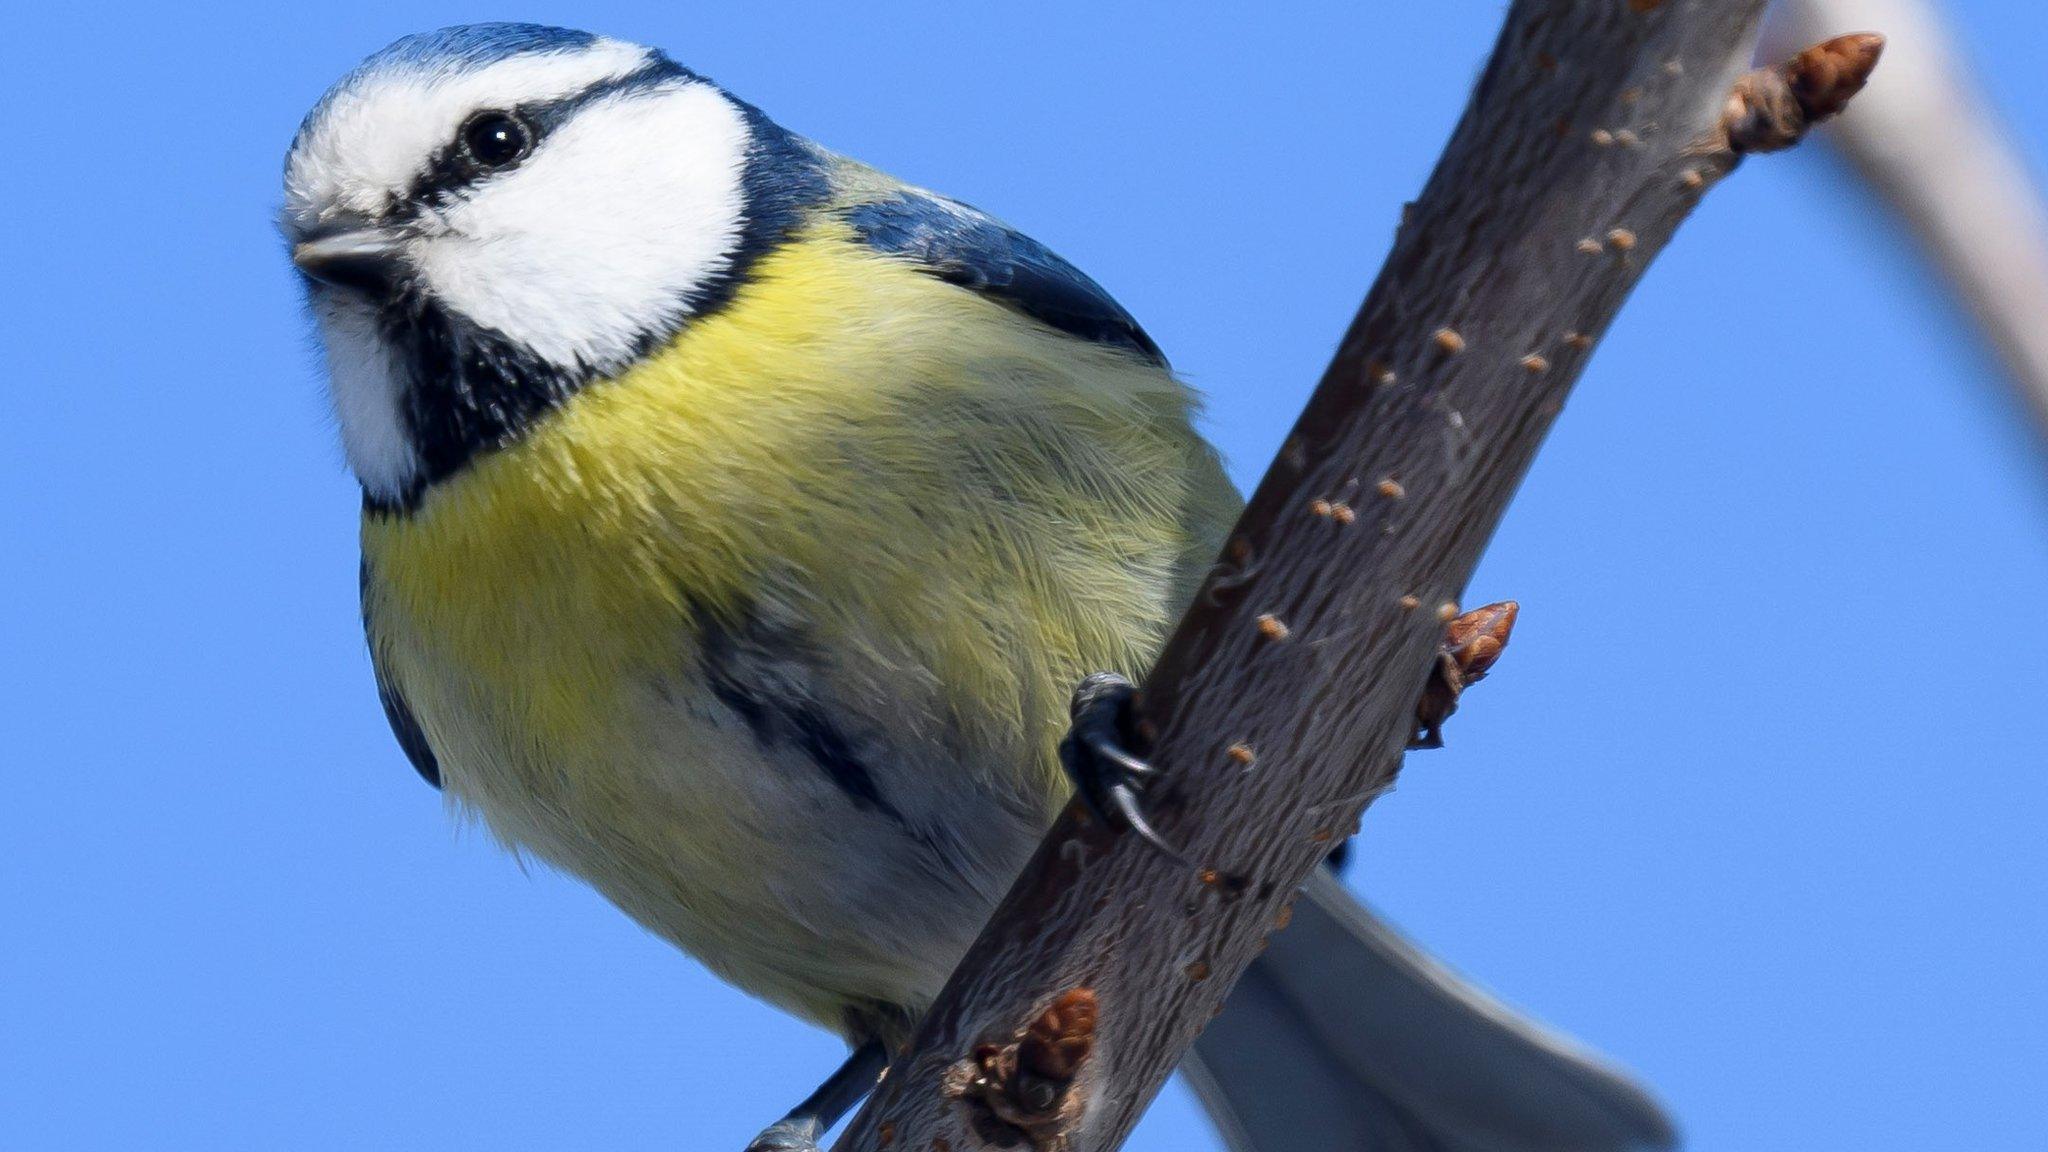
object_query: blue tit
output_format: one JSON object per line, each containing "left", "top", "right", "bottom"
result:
{"left": 284, "top": 24, "right": 1674, "bottom": 1152}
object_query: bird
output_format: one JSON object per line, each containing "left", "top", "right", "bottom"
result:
{"left": 283, "top": 23, "right": 1676, "bottom": 1152}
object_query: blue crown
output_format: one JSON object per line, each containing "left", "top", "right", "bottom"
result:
{"left": 355, "top": 22, "right": 598, "bottom": 75}
{"left": 294, "top": 24, "right": 605, "bottom": 149}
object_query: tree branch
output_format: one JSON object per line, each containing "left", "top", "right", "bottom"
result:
{"left": 836, "top": 6, "right": 1880, "bottom": 1150}
{"left": 1770, "top": 0, "right": 2048, "bottom": 455}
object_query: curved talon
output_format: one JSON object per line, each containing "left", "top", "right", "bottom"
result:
{"left": 1105, "top": 781, "right": 1191, "bottom": 866}
{"left": 1061, "top": 673, "right": 1192, "bottom": 867}
{"left": 1090, "top": 739, "right": 1157, "bottom": 780}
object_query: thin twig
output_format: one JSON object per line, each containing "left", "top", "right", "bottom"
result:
{"left": 835, "top": 7, "right": 1881, "bottom": 1150}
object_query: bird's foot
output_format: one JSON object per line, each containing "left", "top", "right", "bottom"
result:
{"left": 1059, "top": 672, "right": 1189, "bottom": 865}
{"left": 743, "top": 1119, "right": 823, "bottom": 1152}
{"left": 742, "top": 1041, "right": 888, "bottom": 1152}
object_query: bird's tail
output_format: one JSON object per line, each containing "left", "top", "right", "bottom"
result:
{"left": 1183, "top": 868, "right": 1676, "bottom": 1152}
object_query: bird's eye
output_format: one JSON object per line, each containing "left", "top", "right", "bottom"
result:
{"left": 459, "top": 111, "right": 532, "bottom": 169}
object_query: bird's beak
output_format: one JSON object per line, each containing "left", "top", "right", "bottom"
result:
{"left": 292, "top": 227, "right": 406, "bottom": 294}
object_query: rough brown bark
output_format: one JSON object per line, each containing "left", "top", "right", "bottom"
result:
{"left": 835, "top": 5, "right": 1879, "bottom": 1150}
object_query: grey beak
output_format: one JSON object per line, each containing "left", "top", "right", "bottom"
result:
{"left": 292, "top": 228, "right": 405, "bottom": 294}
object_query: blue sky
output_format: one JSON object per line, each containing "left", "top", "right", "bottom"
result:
{"left": 5, "top": 3, "right": 2045, "bottom": 1149}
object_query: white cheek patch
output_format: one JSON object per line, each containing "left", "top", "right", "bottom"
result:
{"left": 283, "top": 39, "right": 652, "bottom": 230}
{"left": 411, "top": 83, "right": 751, "bottom": 371}
{"left": 312, "top": 290, "right": 418, "bottom": 501}
{"left": 285, "top": 40, "right": 757, "bottom": 499}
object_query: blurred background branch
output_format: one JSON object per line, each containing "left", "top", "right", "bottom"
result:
{"left": 1771, "top": 0, "right": 2048, "bottom": 454}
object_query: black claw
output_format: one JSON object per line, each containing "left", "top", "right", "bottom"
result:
{"left": 1106, "top": 782, "right": 1191, "bottom": 865}
{"left": 1092, "top": 738, "right": 1157, "bottom": 780}
{"left": 1060, "top": 673, "right": 1192, "bottom": 867}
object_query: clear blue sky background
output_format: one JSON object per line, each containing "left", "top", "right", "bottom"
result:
{"left": 5, "top": 3, "right": 2045, "bottom": 1149}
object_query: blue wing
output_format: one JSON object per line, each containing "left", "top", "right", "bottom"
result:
{"left": 845, "top": 191, "right": 1166, "bottom": 367}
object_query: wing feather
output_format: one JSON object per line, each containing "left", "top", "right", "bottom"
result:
{"left": 844, "top": 190, "right": 1166, "bottom": 366}
{"left": 360, "top": 558, "right": 442, "bottom": 789}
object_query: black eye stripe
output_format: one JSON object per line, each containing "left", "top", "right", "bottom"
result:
{"left": 406, "top": 105, "right": 551, "bottom": 208}
{"left": 398, "top": 58, "right": 695, "bottom": 211}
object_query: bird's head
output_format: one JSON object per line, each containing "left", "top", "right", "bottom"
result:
{"left": 282, "top": 23, "right": 821, "bottom": 508}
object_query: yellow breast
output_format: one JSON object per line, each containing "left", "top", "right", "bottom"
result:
{"left": 358, "top": 226, "right": 1236, "bottom": 1026}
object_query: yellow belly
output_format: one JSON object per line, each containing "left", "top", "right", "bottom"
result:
{"left": 360, "top": 231, "right": 1236, "bottom": 1033}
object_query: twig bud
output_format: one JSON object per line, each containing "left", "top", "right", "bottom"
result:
{"left": 1724, "top": 33, "right": 1885, "bottom": 154}
{"left": 1410, "top": 601, "right": 1520, "bottom": 749}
